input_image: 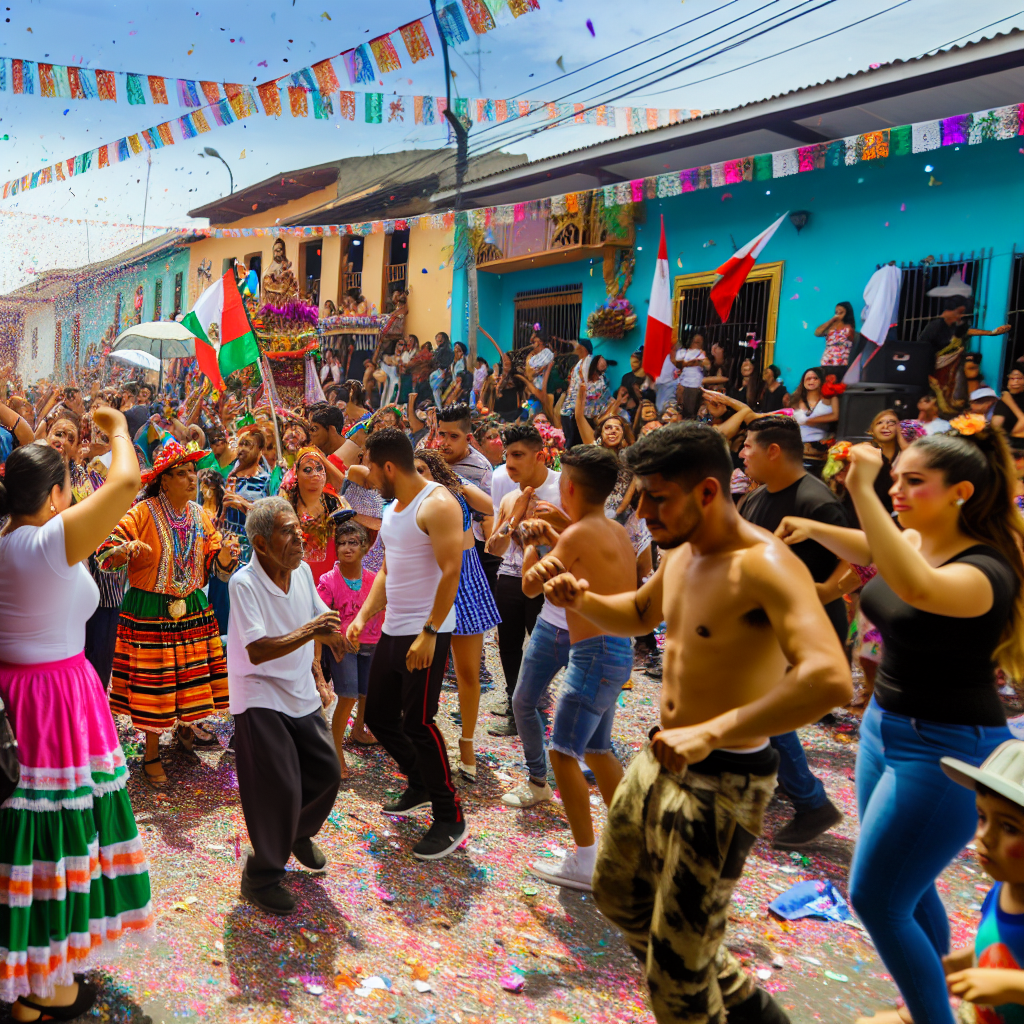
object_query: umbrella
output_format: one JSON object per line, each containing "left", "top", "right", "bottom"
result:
{"left": 112, "top": 321, "right": 196, "bottom": 392}
{"left": 108, "top": 349, "right": 161, "bottom": 372}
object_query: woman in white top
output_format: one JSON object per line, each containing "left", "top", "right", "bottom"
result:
{"left": 787, "top": 367, "right": 840, "bottom": 470}
{"left": 525, "top": 332, "right": 554, "bottom": 414}
{"left": 0, "top": 408, "right": 152, "bottom": 1021}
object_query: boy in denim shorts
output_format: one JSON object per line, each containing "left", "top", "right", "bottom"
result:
{"left": 513, "top": 445, "right": 636, "bottom": 891}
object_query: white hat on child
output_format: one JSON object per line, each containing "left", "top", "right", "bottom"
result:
{"left": 942, "top": 740, "right": 1024, "bottom": 809}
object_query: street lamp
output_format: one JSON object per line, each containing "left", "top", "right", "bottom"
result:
{"left": 200, "top": 146, "right": 233, "bottom": 194}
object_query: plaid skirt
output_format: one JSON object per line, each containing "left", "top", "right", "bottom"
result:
{"left": 454, "top": 548, "right": 501, "bottom": 636}
{"left": 109, "top": 587, "right": 229, "bottom": 733}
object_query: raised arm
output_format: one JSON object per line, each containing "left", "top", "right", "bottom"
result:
{"left": 574, "top": 385, "right": 596, "bottom": 445}
{"left": 845, "top": 443, "right": 998, "bottom": 616}
{"left": 61, "top": 407, "right": 141, "bottom": 566}
{"left": 814, "top": 314, "right": 838, "bottom": 338}
{"left": 544, "top": 555, "right": 666, "bottom": 636}
{"left": 775, "top": 517, "right": 873, "bottom": 566}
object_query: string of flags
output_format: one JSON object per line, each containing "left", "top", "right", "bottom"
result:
{"left": 0, "top": 81, "right": 701, "bottom": 199}
{"left": 0, "top": 0, "right": 539, "bottom": 107}
{"left": 4, "top": 102, "right": 1021, "bottom": 246}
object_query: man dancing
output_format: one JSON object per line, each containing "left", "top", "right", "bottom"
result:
{"left": 347, "top": 428, "right": 467, "bottom": 860}
{"left": 543, "top": 423, "right": 851, "bottom": 1024}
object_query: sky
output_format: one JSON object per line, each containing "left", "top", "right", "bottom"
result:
{"left": 0, "top": 0, "right": 1022, "bottom": 293}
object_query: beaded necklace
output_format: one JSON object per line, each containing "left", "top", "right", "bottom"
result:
{"left": 152, "top": 493, "right": 203, "bottom": 595}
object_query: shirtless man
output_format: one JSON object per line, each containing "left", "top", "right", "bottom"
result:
{"left": 507, "top": 445, "right": 636, "bottom": 892}
{"left": 543, "top": 423, "right": 851, "bottom": 1024}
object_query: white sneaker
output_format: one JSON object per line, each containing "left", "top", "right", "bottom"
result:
{"left": 501, "top": 779, "right": 553, "bottom": 808}
{"left": 529, "top": 850, "right": 593, "bottom": 892}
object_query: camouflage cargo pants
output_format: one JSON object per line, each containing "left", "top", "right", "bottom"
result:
{"left": 593, "top": 742, "right": 779, "bottom": 1024}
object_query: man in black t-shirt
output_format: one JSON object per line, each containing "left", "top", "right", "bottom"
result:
{"left": 739, "top": 415, "right": 847, "bottom": 849}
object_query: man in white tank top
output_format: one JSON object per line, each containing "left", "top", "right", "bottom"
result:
{"left": 347, "top": 428, "right": 468, "bottom": 861}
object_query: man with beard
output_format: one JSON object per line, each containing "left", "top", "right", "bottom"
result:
{"left": 346, "top": 428, "right": 467, "bottom": 860}
{"left": 542, "top": 423, "right": 851, "bottom": 1024}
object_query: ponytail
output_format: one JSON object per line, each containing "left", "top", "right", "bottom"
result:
{"left": 0, "top": 444, "right": 67, "bottom": 519}
{"left": 915, "top": 424, "right": 1024, "bottom": 677}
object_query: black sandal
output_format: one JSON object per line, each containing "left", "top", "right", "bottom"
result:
{"left": 16, "top": 980, "right": 97, "bottom": 1021}
{"left": 188, "top": 724, "right": 220, "bottom": 747}
{"left": 141, "top": 757, "right": 168, "bottom": 791}
{"left": 174, "top": 725, "right": 195, "bottom": 753}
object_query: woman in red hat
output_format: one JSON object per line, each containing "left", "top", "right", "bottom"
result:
{"left": 97, "top": 439, "right": 241, "bottom": 790}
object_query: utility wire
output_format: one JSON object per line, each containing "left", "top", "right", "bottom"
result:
{"left": 358, "top": 0, "right": 832, "bottom": 204}
{"left": 448, "top": 0, "right": 923, "bottom": 174}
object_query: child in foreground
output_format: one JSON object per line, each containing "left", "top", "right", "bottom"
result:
{"left": 860, "top": 740, "right": 1024, "bottom": 1024}
{"left": 941, "top": 740, "right": 1024, "bottom": 1023}
{"left": 316, "top": 521, "right": 383, "bottom": 776}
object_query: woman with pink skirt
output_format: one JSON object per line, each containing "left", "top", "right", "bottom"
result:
{"left": 0, "top": 407, "right": 152, "bottom": 1022}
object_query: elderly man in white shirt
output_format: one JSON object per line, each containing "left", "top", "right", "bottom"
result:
{"left": 229, "top": 496, "right": 344, "bottom": 916}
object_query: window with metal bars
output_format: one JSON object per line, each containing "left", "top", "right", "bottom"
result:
{"left": 672, "top": 262, "right": 783, "bottom": 388}
{"left": 890, "top": 254, "right": 988, "bottom": 343}
{"left": 512, "top": 284, "right": 583, "bottom": 381}
{"left": 1003, "top": 252, "right": 1024, "bottom": 374}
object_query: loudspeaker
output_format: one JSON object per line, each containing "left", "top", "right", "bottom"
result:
{"left": 862, "top": 340, "right": 932, "bottom": 388}
{"left": 837, "top": 383, "right": 919, "bottom": 439}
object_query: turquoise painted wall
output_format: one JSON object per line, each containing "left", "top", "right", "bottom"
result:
{"left": 457, "top": 135, "right": 1024, "bottom": 389}
{"left": 54, "top": 247, "right": 191, "bottom": 374}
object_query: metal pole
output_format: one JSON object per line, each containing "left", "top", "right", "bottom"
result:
{"left": 430, "top": 0, "right": 477, "bottom": 367}
{"left": 140, "top": 152, "right": 152, "bottom": 244}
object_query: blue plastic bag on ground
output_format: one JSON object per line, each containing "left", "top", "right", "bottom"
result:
{"left": 768, "top": 879, "right": 851, "bottom": 922}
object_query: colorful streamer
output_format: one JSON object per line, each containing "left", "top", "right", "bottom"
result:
{"left": 369, "top": 35, "right": 403, "bottom": 74}
{"left": 399, "top": 21, "right": 434, "bottom": 62}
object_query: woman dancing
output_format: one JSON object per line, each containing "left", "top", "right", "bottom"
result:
{"left": 777, "top": 415, "right": 1024, "bottom": 1024}
{"left": 413, "top": 448, "right": 500, "bottom": 780}
{"left": 0, "top": 407, "right": 153, "bottom": 1021}
{"left": 98, "top": 439, "right": 241, "bottom": 789}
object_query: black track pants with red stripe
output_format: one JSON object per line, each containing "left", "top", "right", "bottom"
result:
{"left": 364, "top": 631, "right": 462, "bottom": 824}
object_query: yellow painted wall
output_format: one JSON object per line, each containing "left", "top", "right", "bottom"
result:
{"left": 319, "top": 235, "right": 342, "bottom": 310}
{"left": 186, "top": 185, "right": 336, "bottom": 306}
{"left": 184, "top": 184, "right": 455, "bottom": 333}
{"left": 405, "top": 226, "right": 454, "bottom": 342}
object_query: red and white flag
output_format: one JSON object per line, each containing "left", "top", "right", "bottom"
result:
{"left": 642, "top": 216, "right": 673, "bottom": 380}
{"left": 709, "top": 212, "right": 788, "bottom": 322}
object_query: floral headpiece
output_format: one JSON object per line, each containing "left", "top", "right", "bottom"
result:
{"left": 899, "top": 419, "right": 927, "bottom": 443}
{"left": 821, "top": 440, "right": 852, "bottom": 483}
{"left": 821, "top": 374, "right": 847, "bottom": 398}
{"left": 140, "top": 438, "right": 208, "bottom": 485}
{"left": 949, "top": 413, "right": 987, "bottom": 436}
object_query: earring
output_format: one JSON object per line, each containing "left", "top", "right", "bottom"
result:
{"left": 956, "top": 498, "right": 965, "bottom": 507}
{"left": 49, "top": 505, "right": 56, "bottom": 514}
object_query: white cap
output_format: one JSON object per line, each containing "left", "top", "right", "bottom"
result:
{"left": 970, "top": 387, "right": 998, "bottom": 401}
{"left": 942, "top": 740, "right": 1024, "bottom": 809}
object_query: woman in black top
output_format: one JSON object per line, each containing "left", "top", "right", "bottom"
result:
{"left": 758, "top": 364, "right": 787, "bottom": 413}
{"left": 776, "top": 420, "right": 1024, "bottom": 1024}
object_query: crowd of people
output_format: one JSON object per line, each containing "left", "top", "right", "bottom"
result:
{"left": 2, "top": 308, "right": 1024, "bottom": 1024}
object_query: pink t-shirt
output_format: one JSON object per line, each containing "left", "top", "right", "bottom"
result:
{"left": 316, "top": 565, "right": 383, "bottom": 646}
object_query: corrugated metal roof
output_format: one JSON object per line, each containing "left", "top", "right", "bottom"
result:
{"left": 443, "top": 26, "right": 1024, "bottom": 195}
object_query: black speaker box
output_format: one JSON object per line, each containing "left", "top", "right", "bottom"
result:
{"left": 837, "top": 383, "right": 919, "bottom": 439}
{"left": 861, "top": 340, "right": 932, "bottom": 388}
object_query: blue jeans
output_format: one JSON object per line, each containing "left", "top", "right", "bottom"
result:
{"left": 850, "top": 698, "right": 1011, "bottom": 1024}
{"left": 326, "top": 644, "right": 376, "bottom": 700}
{"left": 550, "top": 635, "right": 632, "bottom": 761}
{"left": 771, "top": 731, "right": 829, "bottom": 813}
{"left": 511, "top": 617, "right": 571, "bottom": 781}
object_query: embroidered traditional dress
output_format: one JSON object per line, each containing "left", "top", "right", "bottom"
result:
{"left": 98, "top": 495, "right": 231, "bottom": 732}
